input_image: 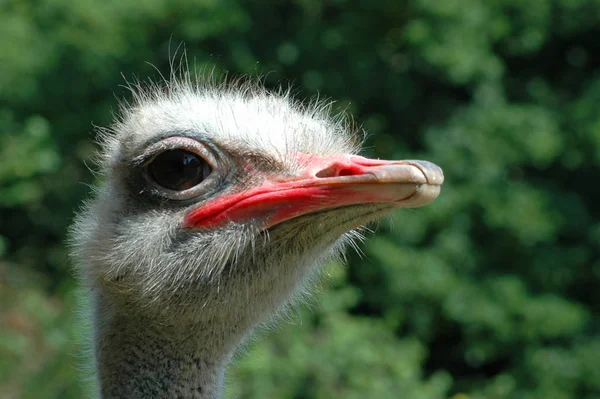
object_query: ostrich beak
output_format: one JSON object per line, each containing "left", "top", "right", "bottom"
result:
{"left": 183, "top": 155, "right": 444, "bottom": 230}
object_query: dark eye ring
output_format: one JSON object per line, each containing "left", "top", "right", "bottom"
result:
{"left": 147, "top": 149, "right": 213, "bottom": 192}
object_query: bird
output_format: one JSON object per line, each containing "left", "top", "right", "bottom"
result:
{"left": 70, "top": 72, "right": 443, "bottom": 399}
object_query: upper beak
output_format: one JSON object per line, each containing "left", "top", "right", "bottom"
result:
{"left": 183, "top": 154, "right": 444, "bottom": 230}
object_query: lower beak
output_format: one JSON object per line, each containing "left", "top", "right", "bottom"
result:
{"left": 183, "top": 155, "right": 444, "bottom": 230}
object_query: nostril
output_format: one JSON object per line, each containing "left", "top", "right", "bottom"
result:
{"left": 315, "top": 166, "right": 337, "bottom": 178}
{"left": 315, "top": 164, "right": 358, "bottom": 178}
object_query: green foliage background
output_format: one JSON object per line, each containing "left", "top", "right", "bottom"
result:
{"left": 1, "top": 0, "right": 599, "bottom": 398}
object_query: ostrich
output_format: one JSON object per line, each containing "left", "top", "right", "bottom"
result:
{"left": 70, "top": 74, "right": 443, "bottom": 398}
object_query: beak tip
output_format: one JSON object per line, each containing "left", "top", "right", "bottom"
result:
{"left": 399, "top": 183, "right": 442, "bottom": 208}
{"left": 406, "top": 160, "right": 444, "bottom": 185}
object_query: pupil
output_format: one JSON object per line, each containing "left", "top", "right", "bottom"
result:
{"left": 148, "top": 150, "right": 210, "bottom": 191}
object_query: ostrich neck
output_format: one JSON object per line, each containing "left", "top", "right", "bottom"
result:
{"left": 93, "top": 291, "right": 236, "bottom": 399}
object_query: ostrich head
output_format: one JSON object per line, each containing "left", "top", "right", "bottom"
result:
{"left": 71, "top": 76, "right": 443, "bottom": 398}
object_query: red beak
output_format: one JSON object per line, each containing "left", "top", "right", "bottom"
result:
{"left": 183, "top": 154, "right": 443, "bottom": 230}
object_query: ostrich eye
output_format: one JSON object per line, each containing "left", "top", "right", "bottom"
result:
{"left": 147, "top": 149, "right": 212, "bottom": 191}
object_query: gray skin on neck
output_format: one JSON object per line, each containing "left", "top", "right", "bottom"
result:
{"left": 71, "top": 79, "right": 393, "bottom": 398}
{"left": 87, "top": 205, "right": 387, "bottom": 399}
